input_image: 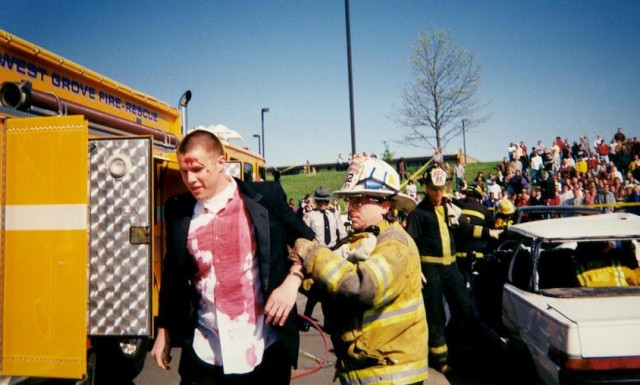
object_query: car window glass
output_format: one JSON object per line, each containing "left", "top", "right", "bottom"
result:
{"left": 508, "top": 239, "right": 533, "bottom": 290}
{"left": 537, "top": 244, "right": 580, "bottom": 289}
{"left": 573, "top": 240, "right": 640, "bottom": 288}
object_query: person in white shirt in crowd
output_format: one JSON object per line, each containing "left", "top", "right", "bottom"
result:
{"left": 507, "top": 142, "right": 517, "bottom": 161}
{"left": 530, "top": 148, "right": 544, "bottom": 184}
{"left": 559, "top": 184, "right": 575, "bottom": 205}
{"left": 406, "top": 178, "right": 419, "bottom": 202}
{"left": 455, "top": 159, "right": 466, "bottom": 191}
{"left": 336, "top": 153, "right": 345, "bottom": 171}
{"left": 610, "top": 163, "right": 623, "bottom": 183}
{"left": 572, "top": 185, "right": 585, "bottom": 206}
{"left": 487, "top": 177, "right": 502, "bottom": 199}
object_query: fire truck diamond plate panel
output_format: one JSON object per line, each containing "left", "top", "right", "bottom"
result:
{"left": 89, "top": 138, "right": 151, "bottom": 336}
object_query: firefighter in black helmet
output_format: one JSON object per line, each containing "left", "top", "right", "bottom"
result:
{"left": 406, "top": 167, "right": 500, "bottom": 374}
{"left": 452, "top": 184, "right": 497, "bottom": 354}
{"left": 453, "top": 184, "right": 494, "bottom": 273}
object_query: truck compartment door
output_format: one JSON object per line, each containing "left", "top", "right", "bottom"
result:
{"left": 88, "top": 136, "right": 153, "bottom": 337}
{"left": 2, "top": 116, "right": 88, "bottom": 379}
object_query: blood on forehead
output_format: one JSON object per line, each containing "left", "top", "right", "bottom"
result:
{"left": 182, "top": 155, "right": 206, "bottom": 167}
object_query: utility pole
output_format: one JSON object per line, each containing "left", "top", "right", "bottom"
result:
{"left": 462, "top": 119, "right": 467, "bottom": 164}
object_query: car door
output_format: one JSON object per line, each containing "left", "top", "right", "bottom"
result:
{"left": 501, "top": 238, "right": 534, "bottom": 335}
{"left": 502, "top": 239, "right": 562, "bottom": 385}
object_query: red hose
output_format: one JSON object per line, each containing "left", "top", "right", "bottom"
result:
{"left": 291, "top": 313, "right": 334, "bottom": 380}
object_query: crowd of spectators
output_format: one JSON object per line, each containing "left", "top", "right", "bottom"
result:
{"left": 471, "top": 128, "right": 640, "bottom": 214}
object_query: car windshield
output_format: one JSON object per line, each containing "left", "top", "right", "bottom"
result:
{"left": 535, "top": 239, "right": 640, "bottom": 294}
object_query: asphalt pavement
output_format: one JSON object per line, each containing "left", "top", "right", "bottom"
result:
{"left": 17, "top": 293, "right": 506, "bottom": 385}
{"left": 14, "top": 292, "right": 532, "bottom": 385}
{"left": 135, "top": 293, "right": 452, "bottom": 385}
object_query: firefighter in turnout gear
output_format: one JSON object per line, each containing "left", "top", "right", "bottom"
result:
{"left": 290, "top": 155, "right": 429, "bottom": 385}
{"left": 406, "top": 167, "right": 499, "bottom": 374}
{"left": 453, "top": 185, "right": 494, "bottom": 276}
{"left": 494, "top": 197, "right": 516, "bottom": 229}
{"left": 573, "top": 241, "right": 640, "bottom": 287}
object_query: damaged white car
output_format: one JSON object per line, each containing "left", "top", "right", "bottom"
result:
{"left": 473, "top": 213, "right": 640, "bottom": 385}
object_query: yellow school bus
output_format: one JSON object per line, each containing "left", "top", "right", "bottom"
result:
{"left": 225, "top": 139, "right": 267, "bottom": 181}
{"left": 0, "top": 29, "right": 264, "bottom": 383}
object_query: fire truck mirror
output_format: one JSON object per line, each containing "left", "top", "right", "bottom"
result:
{"left": 129, "top": 226, "right": 150, "bottom": 245}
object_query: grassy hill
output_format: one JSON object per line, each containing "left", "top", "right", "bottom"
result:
{"left": 277, "top": 160, "right": 499, "bottom": 204}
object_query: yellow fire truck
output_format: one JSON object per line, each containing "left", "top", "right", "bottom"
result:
{"left": 0, "top": 29, "right": 265, "bottom": 384}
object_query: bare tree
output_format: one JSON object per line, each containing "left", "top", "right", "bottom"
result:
{"left": 395, "top": 27, "right": 485, "bottom": 153}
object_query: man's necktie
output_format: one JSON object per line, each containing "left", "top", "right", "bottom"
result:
{"left": 322, "top": 211, "right": 331, "bottom": 245}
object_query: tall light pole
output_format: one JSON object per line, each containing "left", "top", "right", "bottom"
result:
{"left": 261, "top": 107, "right": 269, "bottom": 161}
{"left": 345, "top": 0, "right": 356, "bottom": 155}
{"left": 253, "top": 134, "right": 261, "bottom": 156}
{"left": 462, "top": 119, "right": 467, "bottom": 164}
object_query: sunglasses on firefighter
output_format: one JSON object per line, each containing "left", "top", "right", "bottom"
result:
{"left": 344, "top": 195, "right": 387, "bottom": 208}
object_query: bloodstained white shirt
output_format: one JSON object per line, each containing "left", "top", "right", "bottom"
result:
{"left": 188, "top": 178, "right": 276, "bottom": 374}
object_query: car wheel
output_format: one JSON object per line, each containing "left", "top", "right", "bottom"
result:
{"left": 92, "top": 337, "right": 149, "bottom": 384}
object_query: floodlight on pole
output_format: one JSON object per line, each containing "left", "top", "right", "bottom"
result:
{"left": 261, "top": 107, "right": 269, "bottom": 162}
{"left": 253, "top": 134, "right": 261, "bottom": 156}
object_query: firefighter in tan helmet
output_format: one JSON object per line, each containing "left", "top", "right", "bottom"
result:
{"left": 289, "top": 155, "right": 429, "bottom": 385}
{"left": 406, "top": 165, "right": 500, "bottom": 374}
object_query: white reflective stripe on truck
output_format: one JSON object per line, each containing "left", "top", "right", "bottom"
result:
{"left": 4, "top": 204, "right": 87, "bottom": 231}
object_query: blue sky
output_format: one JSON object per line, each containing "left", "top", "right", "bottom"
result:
{"left": 2, "top": 1, "right": 639, "bottom": 167}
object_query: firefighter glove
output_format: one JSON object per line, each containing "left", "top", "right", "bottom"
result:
{"left": 334, "top": 233, "right": 377, "bottom": 262}
{"left": 489, "top": 229, "right": 503, "bottom": 239}
{"left": 289, "top": 238, "right": 319, "bottom": 262}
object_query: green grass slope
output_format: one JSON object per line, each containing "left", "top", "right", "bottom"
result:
{"left": 277, "top": 160, "right": 499, "bottom": 204}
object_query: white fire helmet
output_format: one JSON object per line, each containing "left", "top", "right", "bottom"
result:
{"left": 333, "top": 155, "right": 416, "bottom": 211}
{"left": 421, "top": 166, "right": 448, "bottom": 188}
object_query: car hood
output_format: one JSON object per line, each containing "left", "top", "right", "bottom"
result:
{"left": 545, "top": 295, "right": 640, "bottom": 357}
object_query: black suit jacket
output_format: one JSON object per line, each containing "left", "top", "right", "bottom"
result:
{"left": 156, "top": 179, "right": 314, "bottom": 367}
